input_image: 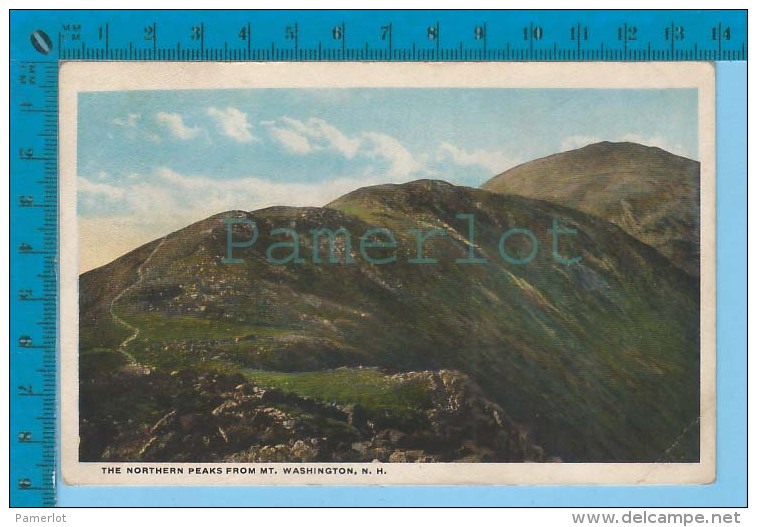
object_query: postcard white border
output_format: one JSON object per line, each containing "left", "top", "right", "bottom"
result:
{"left": 59, "top": 61, "right": 716, "bottom": 486}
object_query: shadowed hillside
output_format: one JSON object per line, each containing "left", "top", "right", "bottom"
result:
{"left": 80, "top": 179, "right": 700, "bottom": 463}
{"left": 483, "top": 142, "right": 700, "bottom": 277}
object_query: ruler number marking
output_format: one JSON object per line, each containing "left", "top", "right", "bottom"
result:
{"left": 381, "top": 23, "right": 393, "bottom": 54}
{"left": 665, "top": 24, "right": 685, "bottom": 41}
{"left": 524, "top": 24, "right": 544, "bottom": 41}
{"left": 44, "top": 15, "right": 746, "bottom": 63}
{"left": 381, "top": 24, "right": 391, "bottom": 40}
{"left": 570, "top": 25, "right": 588, "bottom": 41}
{"left": 618, "top": 24, "right": 638, "bottom": 41}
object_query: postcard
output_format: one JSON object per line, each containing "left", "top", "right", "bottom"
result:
{"left": 59, "top": 61, "right": 715, "bottom": 485}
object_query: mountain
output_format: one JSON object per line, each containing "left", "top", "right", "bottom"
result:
{"left": 482, "top": 142, "right": 701, "bottom": 277}
{"left": 80, "top": 179, "right": 700, "bottom": 463}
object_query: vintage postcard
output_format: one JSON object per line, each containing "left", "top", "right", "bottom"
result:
{"left": 59, "top": 62, "right": 715, "bottom": 485}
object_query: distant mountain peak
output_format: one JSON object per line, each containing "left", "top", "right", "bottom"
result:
{"left": 482, "top": 141, "right": 700, "bottom": 277}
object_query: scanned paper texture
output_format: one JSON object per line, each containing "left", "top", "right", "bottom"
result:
{"left": 59, "top": 62, "right": 715, "bottom": 485}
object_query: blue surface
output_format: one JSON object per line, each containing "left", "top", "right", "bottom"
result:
{"left": 55, "top": 62, "right": 747, "bottom": 511}
{"left": 11, "top": 10, "right": 747, "bottom": 61}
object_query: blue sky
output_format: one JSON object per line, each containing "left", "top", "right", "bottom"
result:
{"left": 77, "top": 87, "right": 698, "bottom": 271}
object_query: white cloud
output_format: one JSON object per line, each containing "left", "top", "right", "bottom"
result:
{"left": 361, "top": 132, "right": 424, "bottom": 180}
{"left": 155, "top": 112, "right": 202, "bottom": 140}
{"left": 263, "top": 117, "right": 425, "bottom": 180}
{"left": 78, "top": 177, "right": 126, "bottom": 201}
{"left": 267, "top": 125, "right": 313, "bottom": 154}
{"left": 77, "top": 167, "right": 385, "bottom": 272}
{"left": 206, "top": 106, "right": 257, "bottom": 143}
{"left": 112, "top": 113, "right": 140, "bottom": 127}
{"left": 111, "top": 113, "right": 161, "bottom": 143}
{"left": 436, "top": 142, "right": 515, "bottom": 173}
{"left": 264, "top": 116, "right": 361, "bottom": 157}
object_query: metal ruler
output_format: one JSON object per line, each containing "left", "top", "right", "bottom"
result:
{"left": 8, "top": 9, "right": 747, "bottom": 507}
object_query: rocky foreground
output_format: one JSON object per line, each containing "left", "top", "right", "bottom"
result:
{"left": 81, "top": 172, "right": 700, "bottom": 462}
{"left": 80, "top": 368, "right": 547, "bottom": 463}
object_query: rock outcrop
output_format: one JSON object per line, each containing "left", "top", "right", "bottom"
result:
{"left": 80, "top": 368, "right": 545, "bottom": 463}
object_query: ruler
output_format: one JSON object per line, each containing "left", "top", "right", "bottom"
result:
{"left": 14, "top": 10, "right": 747, "bottom": 62}
{"left": 9, "top": 56, "right": 58, "bottom": 507}
{"left": 8, "top": 9, "right": 747, "bottom": 508}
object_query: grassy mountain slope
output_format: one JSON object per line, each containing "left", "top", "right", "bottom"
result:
{"left": 482, "top": 142, "right": 701, "bottom": 277}
{"left": 80, "top": 180, "right": 700, "bottom": 463}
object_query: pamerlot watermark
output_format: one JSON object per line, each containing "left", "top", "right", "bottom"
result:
{"left": 222, "top": 214, "right": 582, "bottom": 266}
{"left": 14, "top": 513, "right": 67, "bottom": 523}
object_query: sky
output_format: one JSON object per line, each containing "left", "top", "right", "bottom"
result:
{"left": 77, "top": 87, "right": 698, "bottom": 272}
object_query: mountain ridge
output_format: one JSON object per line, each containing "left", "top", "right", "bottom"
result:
{"left": 482, "top": 141, "right": 700, "bottom": 277}
{"left": 80, "top": 178, "right": 699, "bottom": 463}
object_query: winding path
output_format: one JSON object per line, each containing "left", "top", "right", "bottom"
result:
{"left": 109, "top": 237, "right": 167, "bottom": 364}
